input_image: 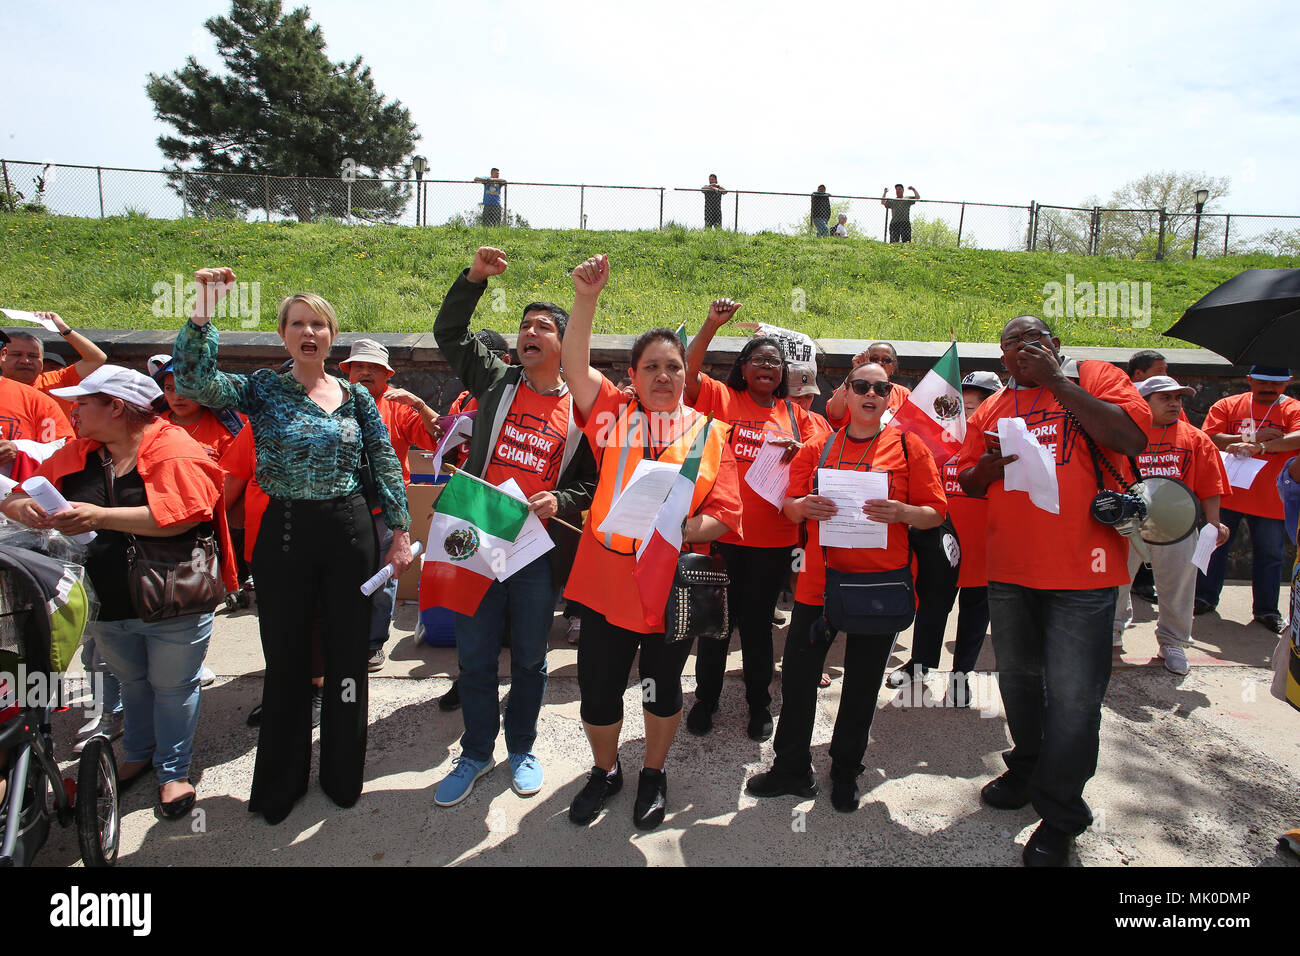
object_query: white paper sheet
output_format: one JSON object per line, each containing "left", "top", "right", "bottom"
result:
{"left": 492, "top": 478, "right": 555, "bottom": 580}
{"left": 1220, "top": 451, "right": 1267, "bottom": 490}
{"left": 744, "top": 438, "right": 792, "bottom": 509}
{"left": 999, "top": 417, "right": 1060, "bottom": 514}
{"left": 20, "top": 476, "right": 96, "bottom": 544}
{"left": 425, "top": 412, "right": 475, "bottom": 478}
{"left": 595, "top": 459, "right": 680, "bottom": 541}
{"left": 1191, "top": 524, "right": 1220, "bottom": 575}
{"left": 1, "top": 308, "right": 60, "bottom": 333}
{"left": 816, "top": 468, "right": 889, "bottom": 548}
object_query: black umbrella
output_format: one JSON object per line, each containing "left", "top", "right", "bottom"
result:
{"left": 1163, "top": 268, "right": 1300, "bottom": 368}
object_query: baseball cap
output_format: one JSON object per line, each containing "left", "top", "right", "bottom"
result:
{"left": 43, "top": 353, "right": 67, "bottom": 369}
{"left": 1247, "top": 365, "right": 1292, "bottom": 382}
{"left": 786, "top": 361, "right": 820, "bottom": 397}
{"left": 961, "top": 371, "right": 1002, "bottom": 394}
{"left": 338, "top": 338, "right": 394, "bottom": 374}
{"left": 147, "top": 353, "right": 173, "bottom": 377}
{"left": 51, "top": 364, "right": 163, "bottom": 406}
{"left": 474, "top": 329, "right": 510, "bottom": 356}
{"left": 1136, "top": 375, "right": 1195, "bottom": 398}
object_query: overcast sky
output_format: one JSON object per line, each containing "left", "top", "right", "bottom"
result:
{"left": 5, "top": 0, "right": 1297, "bottom": 214}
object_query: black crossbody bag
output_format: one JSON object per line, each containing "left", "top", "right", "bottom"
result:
{"left": 817, "top": 429, "right": 916, "bottom": 635}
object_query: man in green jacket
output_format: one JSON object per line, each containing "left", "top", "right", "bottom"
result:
{"left": 431, "top": 246, "right": 597, "bottom": 807}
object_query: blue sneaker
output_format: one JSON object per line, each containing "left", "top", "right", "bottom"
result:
{"left": 508, "top": 752, "right": 544, "bottom": 797}
{"left": 434, "top": 755, "right": 494, "bottom": 807}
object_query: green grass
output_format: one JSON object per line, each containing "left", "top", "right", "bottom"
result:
{"left": 2, "top": 212, "right": 1294, "bottom": 347}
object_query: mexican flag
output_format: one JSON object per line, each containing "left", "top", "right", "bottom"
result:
{"left": 675, "top": 320, "right": 689, "bottom": 348}
{"left": 891, "top": 342, "right": 966, "bottom": 461}
{"left": 632, "top": 417, "right": 712, "bottom": 627}
{"left": 418, "top": 471, "right": 529, "bottom": 616}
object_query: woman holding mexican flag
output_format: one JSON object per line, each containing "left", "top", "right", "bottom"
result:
{"left": 560, "top": 253, "right": 742, "bottom": 832}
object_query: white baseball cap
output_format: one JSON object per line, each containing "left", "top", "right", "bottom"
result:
{"left": 147, "top": 353, "right": 173, "bottom": 377}
{"left": 1136, "top": 375, "right": 1195, "bottom": 398}
{"left": 961, "top": 370, "right": 1003, "bottom": 394}
{"left": 51, "top": 364, "right": 163, "bottom": 406}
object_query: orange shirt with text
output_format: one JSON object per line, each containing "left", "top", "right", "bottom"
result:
{"left": 1201, "top": 392, "right": 1300, "bottom": 519}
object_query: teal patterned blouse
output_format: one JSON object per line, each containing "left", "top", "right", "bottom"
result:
{"left": 172, "top": 320, "right": 409, "bottom": 530}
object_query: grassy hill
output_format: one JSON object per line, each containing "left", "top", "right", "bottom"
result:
{"left": 2, "top": 212, "right": 1293, "bottom": 347}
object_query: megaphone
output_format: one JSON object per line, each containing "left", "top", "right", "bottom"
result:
{"left": 1120, "top": 476, "right": 1204, "bottom": 563}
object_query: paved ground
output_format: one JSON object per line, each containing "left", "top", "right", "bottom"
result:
{"left": 39, "top": 583, "right": 1300, "bottom": 868}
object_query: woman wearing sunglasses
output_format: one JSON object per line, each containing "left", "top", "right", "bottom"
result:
{"left": 681, "top": 300, "right": 820, "bottom": 741}
{"left": 745, "top": 361, "right": 947, "bottom": 811}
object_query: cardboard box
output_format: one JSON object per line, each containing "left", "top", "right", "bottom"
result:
{"left": 396, "top": 482, "right": 442, "bottom": 601}
{"left": 408, "top": 448, "right": 440, "bottom": 484}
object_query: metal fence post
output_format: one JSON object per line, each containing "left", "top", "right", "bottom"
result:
{"left": 97, "top": 166, "right": 104, "bottom": 218}
{"left": 1224, "top": 215, "right": 1231, "bottom": 256}
{"left": 659, "top": 188, "right": 664, "bottom": 229}
{"left": 733, "top": 192, "right": 739, "bottom": 232}
{"left": 503, "top": 184, "right": 509, "bottom": 228}
{"left": 1028, "top": 201, "right": 1037, "bottom": 251}
{"left": 1, "top": 160, "right": 10, "bottom": 203}
{"left": 1088, "top": 206, "right": 1098, "bottom": 255}
{"left": 956, "top": 202, "right": 965, "bottom": 248}
{"left": 1156, "top": 208, "right": 1166, "bottom": 260}
{"left": 579, "top": 185, "right": 585, "bottom": 230}
{"left": 265, "top": 176, "right": 270, "bottom": 221}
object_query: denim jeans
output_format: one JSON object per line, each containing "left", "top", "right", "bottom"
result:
{"left": 80, "top": 637, "right": 122, "bottom": 718}
{"left": 370, "top": 511, "right": 396, "bottom": 651}
{"left": 91, "top": 612, "right": 213, "bottom": 786}
{"left": 454, "top": 555, "right": 554, "bottom": 762}
{"left": 987, "top": 582, "right": 1116, "bottom": 835}
{"left": 813, "top": 218, "right": 829, "bottom": 237}
{"left": 1195, "top": 509, "right": 1286, "bottom": 617}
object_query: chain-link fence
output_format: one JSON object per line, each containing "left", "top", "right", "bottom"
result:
{"left": 2, "top": 159, "right": 1296, "bottom": 261}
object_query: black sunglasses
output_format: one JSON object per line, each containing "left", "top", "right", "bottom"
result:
{"left": 848, "top": 379, "right": 893, "bottom": 397}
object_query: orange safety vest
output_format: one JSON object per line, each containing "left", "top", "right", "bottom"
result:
{"left": 588, "top": 401, "right": 731, "bottom": 556}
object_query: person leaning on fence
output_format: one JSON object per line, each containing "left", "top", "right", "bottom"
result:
{"left": 1194, "top": 366, "right": 1300, "bottom": 633}
{"left": 1112, "top": 376, "right": 1230, "bottom": 675}
{"left": 429, "top": 246, "right": 597, "bottom": 808}
{"left": 701, "top": 174, "right": 726, "bottom": 229}
{"left": 811, "top": 185, "right": 832, "bottom": 237}
{"left": 475, "top": 168, "right": 506, "bottom": 227}
{"left": 0, "top": 365, "right": 238, "bottom": 820}
{"left": 172, "top": 268, "right": 413, "bottom": 826}
{"left": 745, "top": 360, "right": 946, "bottom": 811}
{"left": 560, "top": 253, "right": 742, "bottom": 830}
{"left": 957, "top": 314, "right": 1150, "bottom": 866}
{"left": 682, "top": 298, "right": 818, "bottom": 743}
{"left": 882, "top": 183, "right": 920, "bottom": 243}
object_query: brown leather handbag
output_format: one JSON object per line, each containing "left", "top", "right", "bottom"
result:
{"left": 101, "top": 454, "right": 224, "bottom": 622}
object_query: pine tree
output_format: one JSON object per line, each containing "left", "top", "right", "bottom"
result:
{"left": 146, "top": 0, "right": 419, "bottom": 222}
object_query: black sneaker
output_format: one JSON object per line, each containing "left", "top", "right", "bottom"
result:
{"left": 949, "top": 671, "right": 973, "bottom": 709}
{"left": 745, "top": 768, "right": 819, "bottom": 799}
{"left": 686, "top": 699, "right": 718, "bottom": 736}
{"left": 1193, "top": 599, "right": 1216, "bottom": 616}
{"left": 886, "top": 659, "right": 928, "bottom": 689}
{"left": 633, "top": 768, "right": 668, "bottom": 830}
{"left": 367, "top": 646, "right": 386, "bottom": 672}
{"left": 439, "top": 680, "right": 461, "bottom": 712}
{"left": 1023, "top": 821, "right": 1073, "bottom": 867}
{"left": 246, "top": 703, "right": 263, "bottom": 727}
{"left": 980, "top": 770, "right": 1031, "bottom": 810}
{"left": 746, "top": 707, "right": 774, "bottom": 742}
{"left": 1254, "top": 613, "right": 1286, "bottom": 634}
{"left": 830, "top": 776, "right": 861, "bottom": 813}
{"left": 1131, "top": 583, "right": 1158, "bottom": 605}
{"left": 311, "top": 685, "right": 323, "bottom": 729}
{"left": 569, "top": 762, "right": 623, "bottom": 825}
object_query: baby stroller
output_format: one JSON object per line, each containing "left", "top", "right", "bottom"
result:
{"left": 0, "top": 542, "right": 118, "bottom": 866}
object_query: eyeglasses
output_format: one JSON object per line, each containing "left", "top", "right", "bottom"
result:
{"left": 747, "top": 356, "right": 783, "bottom": 368}
{"left": 848, "top": 379, "right": 893, "bottom": 397}
{"left": 868, "top": 354, "right": 897, "bottom": 366}
{"left": 1001, "top": 330, "right": 1051, "bottom": 349}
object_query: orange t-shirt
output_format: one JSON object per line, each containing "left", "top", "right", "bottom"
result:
{"left": 941, "top": 454, "right": 990, "bottom": 589}
{"left": 957, "top": 360, "right": 1152, "bottom": 590}
{"left": 0, "top": 376, "right": 75, "bottom": 444}
{"left": 1201, "top": 392, "right": 1300, "bottom": 519}
{"left": 563, "top": 377, "right": 743, "bottom": 634}
{"left": 826, "top": 382, "right": 911, "bottom": 431}
{"left": 807, "top": 410, "right": 833, "bottom": 437}
{"left": 481, "top": 386, "right": 573, "bottom": 502}
{"left": 220, "top": 427, "right": 268, "bottom": 562}
{"left": 1132, "top": 418, "right": 1230, "bottom": 502}
{"left": 689, "top": 375, "right": 819, "bottom": 548}
{"left": 35, "top": 364, "right": 82, "bottom": 419}
{"left": 168, "top": 409, "right": 244, "bottom": 461}
{"left": 376, "top": 394, "right": 431, "bottom": 484}
{"left": 789, "top": 427, "right": 947, "bottom": 606}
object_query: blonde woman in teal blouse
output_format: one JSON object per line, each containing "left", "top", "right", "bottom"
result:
{"left": 174, "top": 267, "right": 412, "bottom": 825}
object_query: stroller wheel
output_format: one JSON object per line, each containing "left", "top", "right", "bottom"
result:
{"left": 76, "top": 737, "right": 119, "bottom": 867}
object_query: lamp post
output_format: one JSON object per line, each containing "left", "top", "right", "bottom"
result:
{"left": 1192, "top": 187, "right": 1209, "bottom": 260}
{"left": 412, "top": 154, "right": 428, "bottom": 226}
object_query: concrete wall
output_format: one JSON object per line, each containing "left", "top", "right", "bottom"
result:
{"left": 19, "top": 327, "right": 1300, "bottom": 579}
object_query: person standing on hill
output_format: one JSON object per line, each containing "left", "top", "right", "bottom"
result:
{"left": 811, "top": 185, "right": 832, "bottom": 237}
{"left": 702, "top": 174, "right": 727, "bottom": 229}
{"left": 882, "top": 183, "right": 920, "bottom": 243}
{"left": 475, "top": 168, "right": 506, "bottom": 227}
